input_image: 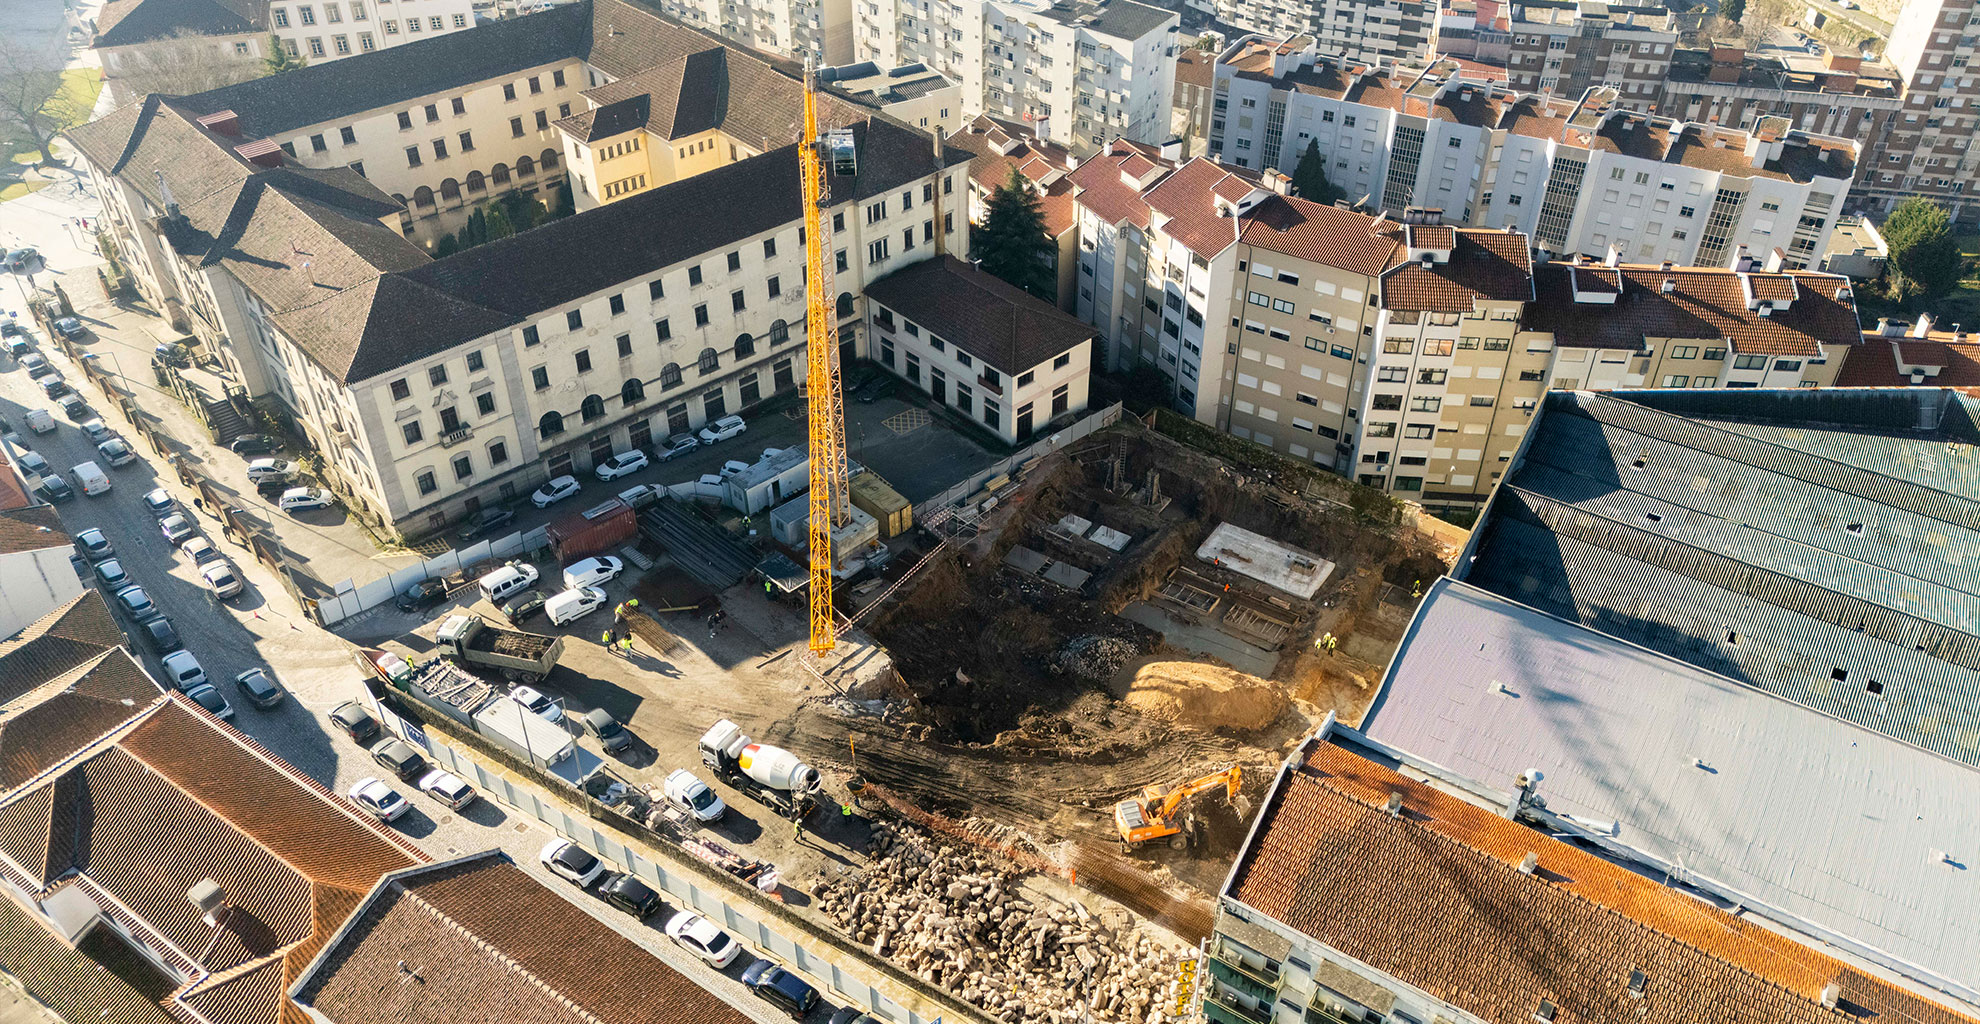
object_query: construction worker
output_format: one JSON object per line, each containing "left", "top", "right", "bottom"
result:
{"left": 618, "top": 636, "right": 634, "bottom": 656}
{"left": 626, "top": 598, "right": 639, "bottom": 611}
{"left": 1411, "top": 579, "right": 1424, "bottom": 599}
{"left": 792, "top": 817, "right": 806, "bottom": 844}
{"left": 601, "top": 630, "right": 613, "bottom": 647}
{"left": 764, "top": 580, "right": 775, "bottom": 596}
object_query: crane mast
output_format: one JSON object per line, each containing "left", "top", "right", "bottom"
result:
{"left": 800, "top": 62, "right": 850, "bottom": 654}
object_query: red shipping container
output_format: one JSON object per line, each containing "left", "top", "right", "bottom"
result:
{"left": 547, "top": 500, "right": 637, "bottom": 561}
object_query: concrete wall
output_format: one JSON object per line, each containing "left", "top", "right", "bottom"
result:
{"left": 0, "top": 547, "right": 86, "bottom": 642}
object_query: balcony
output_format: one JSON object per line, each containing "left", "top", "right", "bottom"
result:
{"left": 438, "top": 424, "right": 474, "bottom": 447}
{"left": 1203, "top": 990, "right": 1273, "bottom": 1024}
{"left": 1207, "top": 952, "right": 1279, "bottom": 1002}
{"left": 977, "top": 373, "right": 1003, "bottom": 397}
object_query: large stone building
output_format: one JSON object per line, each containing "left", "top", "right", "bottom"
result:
{"left": 1209, "top": 35, "right": 1859, "bottom": 269}
{"left": 70, "top": 0, "right": 976, "bottom": 540}
{"left": 853, "top": 0, "right": 1180, "bottom": 152}
{"left": 93, "top": 0, "right": 478, "bottom": 104}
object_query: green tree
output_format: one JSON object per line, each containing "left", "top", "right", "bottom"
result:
{"left": 974, "top": 166, "right": 1054, "bottom": 298}
{"left": 1289, "top": 138, "right": 1346, "bottom": 206}
{"left": 484, "top": 201, "right": 516, "bottom": 242}
{"left": 1722, "top": 0, "right": 1745, "bottom": 21}
{"left": 433, "top": 233, "right": 461, "bottom": 258}
{"left": 263, "top": 34, "right": 305, "bottom": 74}
{"left": 551, "top": 180, "right": 575, "bottom": 218}
{"left": 1883, "top": 196, "right": 1964, "bottom": 304}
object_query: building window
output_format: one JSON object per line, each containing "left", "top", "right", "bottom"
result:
{"left": 453, "top": 454, "right": 473, "bottom": 480}
{"left": 575, "top": 349, "right": 592, "bottom": 373}
{"left": 389, "top": 378, "right": 411, "bottom": 401}
{"left": 699, "top": 348, "right": 720, "bottom": 374}
{"left": 539, "top": 412, "right": 564, "bottom": 438}
{"left": 735, "top": 333, "right": 755, "bottom": 358}
{"left": 731, "top": 289, "right": 746, "bottom": 312}
{"left": 567, "top": 309, "right": 583, "bottom": 330}
{"left": 475, "top": 391, "right": 496, "bottom": 416}
{"left": 661, "top": 363, "right": 682, "bottom": 388}
{"left": 510, "top": 116, "right": 524, "bottom": 138}
{"left": 405, "top": 145, "right": 421, "bottom": 168}
{"left": 688, "top": 266, "right": 703, "bottom": 286}
{"left": 427, "top": 365, "right": 447, "bottom": 386}
{"left": 1054, "top": 352, "right": 1071, "bottom": 370}
{"left": 458, "top": 130, "right": 474, "bottom": 152}
{"left": 415, "top": 470, "right": 436, "bottom": 495}
{"left": 488, "top": 440, "right": 508, "bottom": 465}
{"left": 616, "top": 334, "right": 633, "bottom": 358}
{"left": 531, "top": 366, "right": 549, "bottom": 390}
{"left": 402, "top": 420, "right": 423, "bottom": 445}
{"left": 656, "top": 319, "right": 671, "bottom": 341}
{"left": 694, "top": 304, "right": 709, "bottom": 327}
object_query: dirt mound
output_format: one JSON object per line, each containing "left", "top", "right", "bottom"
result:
{"left": 1121, "top": 661, "right": 1289, "bottom": 733}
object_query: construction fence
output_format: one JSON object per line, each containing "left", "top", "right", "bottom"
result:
{"left": 910, "top": 403, "right": 1123, "bottom": 527}
{"left": 312, "top": 525, "right": 552, "bottom": 626}
{"left": 361, "top": 687, "right": 990, "bottom": 1024}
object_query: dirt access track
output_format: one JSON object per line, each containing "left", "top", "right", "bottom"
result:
{"left": 762, "top": 419, "right": 1452, "bottom": 937}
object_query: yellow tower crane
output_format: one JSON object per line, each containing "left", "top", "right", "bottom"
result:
{"left": 800, "top": 62, "right": 851, "bottom": 654}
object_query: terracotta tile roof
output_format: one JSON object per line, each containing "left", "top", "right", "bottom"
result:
{"left": 864, "top": 255, "right": 1094, "bottom": 375}
{"left": 0, "top": 504, "right": 67, "bottom": 556}
{"left": 1142, "top": 158, "right": 1265, "bottom": 257}
{"left": 0, "top": 653, "right": 160, "bottom": 794}
{"left": 1066, "top": 141, "right": 1169, "bottom": 230}
{"left": 1227, "top": 740, "right": 1980, "bottom": 1024}
{"left": 1838, "top": 337, "right": 1980, "bottom": 387}
{"left": 294, "top": 854, "right": 754, "bottom": 1024}
{"left": 0, "top": 450, "right": 30, "bottom": 511}
{"left": 1175, "top": 47, "right": 1215, "bottom": 92}
{"left": 94, "top": 0, "right": 266, "bottom": 47}
{"left": 1343, "top": 71, "right": 1410, "bottom": 112}
{"left": 1526, "top": 262, "right": 1861, "bottom": 356}
{"left": 0, "top": 590, "right": 129, "bottom": 710}
{"left": 948, "top": 114, "right": 1078, "bottom": 236}
{"left": 1405, "top": 223, "right": 1456, "bottom": 250}
{"left": 1496, "top": 94, "right": 1577, "bottom": 142}
{"left": 1238, "top": 195, "right": 1403, "bottom": 276}
{"left": 1381, "top": 229, "right": 1534, "bottom": 313}
{"left": 1746, "top": 272, "right": 1799, "bottom": 302}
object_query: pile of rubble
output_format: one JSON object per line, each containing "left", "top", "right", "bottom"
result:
{"left": 813, "top": 823, "right": 1187, "bottom": 1024}
{"left": 1051, "top": 634, "right": 1141, "bottom": 682}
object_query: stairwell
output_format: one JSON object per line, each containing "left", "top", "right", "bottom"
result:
{"left": 202, "top": 390, "right": 256, "bottom": 444}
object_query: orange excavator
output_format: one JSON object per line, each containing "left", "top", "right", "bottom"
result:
{"left": 1114, "top": 765, "right": 1246, "bottom": 851}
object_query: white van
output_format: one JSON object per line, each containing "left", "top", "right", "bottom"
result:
{"left": 23, "top": 409, "right": 53, "bottom": 434}
{"left": 71, "top": 461, "right": 110, "bottom": 496}
{"left": 477, "top": 561, "right": 540, "bottom": 604}
{"left": 544, "top": 586, "right": 607, "bottom": 626}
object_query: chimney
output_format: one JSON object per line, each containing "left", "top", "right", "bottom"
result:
{"left": 1875, "top": 317, "right": 1890, "bottom": 336}
{"left": 1385, "top": 791, "right": 1404, "bottom": 815}
{"left": 1604, "top": 242, "right": 1623, "bottom": 267}
{"left": 234, "top": 138, "right": 285, "bottom": 169}
{"left": 154, "top": 169, "right": 182, "bottom": 222}
{"left": 1159, "top": 136, "right": 1183, "bottom": 161}
{"left": 195, "top": 110, "right": 241, "bottom": 137}
{"left": 1914, "top": 312, "right": 1935, "bottom": 337}
{"left": 1820, "top": 983, "right": 1840, "bottom": 1010}
{"left": 1763, "top": 247, "right": 1786, "bottom": 272}
{"left": 1729, "top": 244, "right": 1754, "bottom": 274}
{"left": 1661, "top": 277, "right": 1676, "bottom": 294}
{"left": 189, "top": 879, "right": 229, "bottom": 927}
{"left": 1518, "top": 851, "right": 1539, "bottom": 874}
{"left": 1263, "top": 168, "right": 1292, "bottom": 195}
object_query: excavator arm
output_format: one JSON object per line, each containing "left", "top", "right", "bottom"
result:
{"left": 1152, "top": 765, "right": 1242, "bottom": 822}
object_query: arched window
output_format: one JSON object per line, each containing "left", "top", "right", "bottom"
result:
{"left": 491, "top": 163, "right": 511, "bottom": 186}
{"left": 768, "top": 319, "right": 790, "bottom": 346}
{"left": 517, "top": 155, "right": 536, "bottom": 177}
{"left": 835, "top": 292, "right": 854, "bottom": 319}
{"left": 580, "top": 394, "right": 605, "bottom": 422}
{"left": 621, "top": 378, "right": 645, "bottom": 404}
{"left": 392, "top": 193, "right": 409, "bottom": 208}
{"left": 413, "top": 185, "right": 436, "bottom": 209}
{"left": 538, "top": 411, "right": 564, "bottom": 438}
{"left": 698, "top": 347, "right": 719, "bottom": 375}
{"left": 734, "top": 332, "right": 754, "bottom": 359}
{"left": 540, "top": 148, "right": 560, "bottom": 171}
{"left": 439, "top": 178, "right": 461, "bottom": 201}
{"left": 660, "top": 363, "right": 682, "bottom": 389}
{"left": 465, "top": 170, "right": 486, "bottom": 193}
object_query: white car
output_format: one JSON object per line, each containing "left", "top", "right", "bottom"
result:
{"left": 201, "top": 560, "right": 245, "bottom": 599}
{"left": 348, "top": 777, "right": 410, "bottom": 821}
{"left": 561, "top": 555, "right": 623, "bottom": 590}
{"left": 142, "top": 487, "right": 177, "bottom": 518}
{"left": 96, "top": 437, "right": 137, "bottom": 467}
{"left": 655, "top": 434, "right": 700, "bottom": 461}
{"left": 719, "top": 459, "right": 749, "bottom": 480}
{"left": 531, "top": 475, "right": 581, "bottom": 508}
{"left": 180, "top": 536, "right": 224, "bottom": 566}
{"left": 159, "top": 513, "right": 197, "bottom": 546}
{"left": 664, "top": 911, "right": 742, "bottom": 968}
{"left": 160, "top": 650, "right": 208, "bottom": 691}
{"left": 539, "top": 838, "right": 606, "bottom": 887}
{"left": 508, "top": 685, "right": 564, "bottom": 723}
{"left": 593, "top": 450, "right": 649, "bottom": 480}
{"left": 544, "top": 586, "right": 607, "bottom": 626}
{"left": 244, "top": 457, "right": 297, "bottom": 482}
{"left": 418, "top": 769, "right": 477, "bottom": 810}
{"left": 663, "top": 769, "right": 726, "bottom": 822}
{"left": 79, "top": 419, "right": 114, "bottom": 445}
{"left": 697, "top": 415, "right": 746, "bottom": 444}
{"left": 278, "top": 487, "right": 334, "bottom": 512}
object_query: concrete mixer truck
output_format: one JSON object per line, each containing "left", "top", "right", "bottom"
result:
{"left": 697, "top": 719, "right": 821, "bottom": 820}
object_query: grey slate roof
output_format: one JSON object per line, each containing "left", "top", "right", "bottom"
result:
{"left": 1461, "top": 388, "right": 1980, "bottom": 770}
{"left": 1361, "top": 578, "right": 1980, "bottom": 1005}
{"left": 94, "top": 0, "right": 266, "bottom": 47}
{"left": 862, "top": 255, "right": 1096, "bottom": 376}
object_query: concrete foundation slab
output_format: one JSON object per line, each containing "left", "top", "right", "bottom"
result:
{"left": 1195, "top": 522, "right": 1335, "bottom": 599}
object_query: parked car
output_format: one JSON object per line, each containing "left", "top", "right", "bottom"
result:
{"left": 347, "top": 777, "right": 409, "bottom": 821}
{"left": 40, "top": 376, "right": 72, "bottom": 400}
{"left": 719, "top": 459, "right": 749, "bottom": 480}
{"left": 508, "top": 685, "right": 563, "bottom": 724}
{"left": 597, "top": 873, "right": 662, "bottom": 918}
{"left": 501, "top": 590, "right": 548, "bottom": 626}
{"left": 370, "top": 738, "right": 427, "bottom": 780}
{"left": 853, "top": 376, "right": 894, "bottom": 403}
{"left": 183, "top": 683, "right": 235, "bottom": 722}
{"left": 417, "top": 769, "right": 477, "bottom": 810}
{"left": 244, "top": 457, "right": 297, "bottom": 482}
{"left": 328, "top": 701, "right": 381, "bottom": 743}
{"left": 539, "top": 838, "right": 606, "bottom": 887}
{"left": 1, "top": 247, "right": 38, "bottom": 272}
{"left": 581, "top": 708, "right": 634, "bottom": 754}
{"left": 666, "top": 912, "right": 741, "bottom": 968}
{"left": 52, "top": 317, "right": 85, "bottom": 340}
{"left": 67, "top": 552, "right": 87, "bottom": 581}
{"left": 58, "top": 394, "right": 90, "bottom": 421}
{"left": 159, "top": 513, "right": 197, "bottom": 546}
{"left": 656, "top": 433, "right": 700, "bottom": 461}
{"left": 181, "top": 536, "right": 225, "bottom": 566}
{"left": 19, "top": 353, "right": 48, "bottom": 377}
{"left": 38, "top": 475, "right": 73, "bottom": 502}
{"left": 697, "top": 415, "right": 747, "bottom": 444}
{"left": 96, "top": 437, "right": 137, "bottom": 466}
{"left": 200, "top": 558, "right": 245, "bottom": 598}
{"left": 593, "top": 450, "right": 649, "bottom": 480}
{"left": 530, "top": 475, "right": 581, "bottom": 508}
{"left": 544, "top": 586, "right": 607, "bottom": 625}
{"left": 662, "top": 769, "right": 726, "bottom": 821}
{"left": 829, "top": 1010, "right": 884, "bottom": 1024}
{"left": 142, "top": 487, "right": 177, "bottom": 517}
{"left": 456, "top": 506, "right": 516, "bottom": 541}
{"left": 94, "top": 558, "right": 130, "bottom": 588}
{"left": 478, "top": 562, "right": 539, "bottom": 604}
{"left": 396, "top": 578, "right": 450, "bottom": 612}
{"left": 741, "top": 961, "right": 820, "bottom": 1018}
{"left": 71, "top": 461, "right": 109, "bottom": 496}
{"left": 136, "top": 615, "right": 182, "bottom": 655}
{"left": 159, "top": 650, "right": 208, "bottom": 691}
{"left": 561, "top": 555, "right": 623, "bottom": 590}
{"left": 74, "top": 528, "right": 114, "bottom": 561}
{"left": 113, "top": 584, "right": 161, "bottom": 622}
{"left": 278, "top": 487, "right": 334, "bottom": 513}
{"left": 255, "top": 477, "right": 290, "bottom": 499}
{"left": 227, "top": 434, "right": 280, "bottom": 456}
{"left": 16, "top": 450, "right": 50, "bottom": 477}
{"left": 79, "top": 419, "right": 114, "bottom": 445}
{"left": 233, "top": 668, "right": 285, "bottom": 709}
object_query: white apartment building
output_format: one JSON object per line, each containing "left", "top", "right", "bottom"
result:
{"left": 1210, "top": 35, "right": 1860, "bottom": 268}
{"left": 94, "top": 0, "right": 477, "bottom": 104}
{"left": 854, "top": 0, "right": 1179, "bottom": 152}
{"left": 1211, "top": 0, "right": 1432, "bottom": 63}
{"left": 70, "top": 0, "right": 972, "bottom": 540}
{"left": 820, "top": 61, "right": 966, "bottom": 138}
{"left": 636, "top": 0, "right": 853, "bottom": 63}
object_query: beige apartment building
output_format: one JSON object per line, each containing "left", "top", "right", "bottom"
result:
{"left": 1435, "top": 0, "right": 1676, "bottom": 107}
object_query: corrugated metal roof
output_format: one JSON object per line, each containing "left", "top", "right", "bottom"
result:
{"left": 1362, "top": 580, "right": 1980, "bottom": 1006}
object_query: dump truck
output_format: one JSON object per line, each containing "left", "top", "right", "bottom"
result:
{"left": 435, "top": 613, "right": 563, "bottom": 683}
{"left": 698, "top": 719, "right": 820, "bottom": 819}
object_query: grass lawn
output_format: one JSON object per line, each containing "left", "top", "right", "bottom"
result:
{"left": 0, "top": 181, "right": 49, "bottom": 202}
{"left": 0, "top": 67, "right": 104, "bottom": 168}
